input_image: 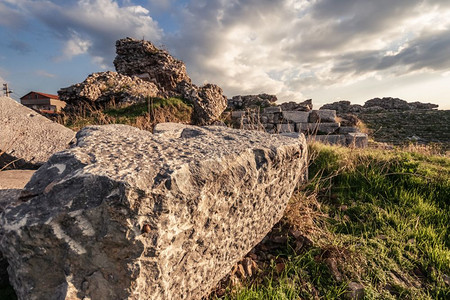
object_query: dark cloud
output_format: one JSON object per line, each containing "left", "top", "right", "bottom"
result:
{"left": 0, "top": 3, "right": 27, "bottom": 29}
{"left": 7, "top": 40, "right": 31, "bottom": 54}
{"left": 332, "top": 29, "right": 450, "bottom": 75}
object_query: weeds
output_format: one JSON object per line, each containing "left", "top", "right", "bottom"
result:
{"left": 217, "top": 142, "right": 450, "bottom": 299}
{"left": 56, "top": 97, "right": 193, "bottom": 131}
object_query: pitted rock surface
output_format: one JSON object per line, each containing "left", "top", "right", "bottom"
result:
{"left": 114, "top": 37, "right": 191, "bottom": 94}
{"left": 0, "top": 124, "right": 308, "bottom": 300}
{"left": 178, "top": 82, "right": 227, "bottom": 125}
{"left": 58, "top": 71, "right": 160, "bottom": 106}
{"left": 0, "top": 97, "right": 75, "bottom": 169}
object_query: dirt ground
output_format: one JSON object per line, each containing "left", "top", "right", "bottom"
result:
{"left": 0, "top": 170, "right": 35, "bottom": 190}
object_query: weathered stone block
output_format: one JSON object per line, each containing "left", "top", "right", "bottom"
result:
{"left": 338, "top": 126, "right": 359, "bottom": 134}
{"left": 296, "top": 122, "right": 340, "bottom": 134}
{"left": 346, "top": 133, "right": 368, "bottom": 148}
{"left": 263, "top": 106, "right": 281, "bottom": 113}
{"left": 308, "top": 134, "right": 346, "bottom": 145}
{"left": 282, "top": 111, "right": 310, "bottom": 123}
{"left": 308, "top": 109, "right": 337, "bottom": 123}
{"left": 0, "top": 97, "right": 75, "bottom": 169}
{"left": 277, "top": 123, "right": 296, "bottom": 133}
{"left": 0, "top": 124, "right": 308, "bottom": 300}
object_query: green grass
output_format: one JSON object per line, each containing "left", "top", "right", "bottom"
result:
{"left": 58, "top": 97, "right": 193, "bottom": 131}
{"left": 220, "top": 143, "right": 450, "bottom": 299}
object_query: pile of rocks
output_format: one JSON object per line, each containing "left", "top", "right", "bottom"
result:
{"left": 228, "top": 94, "right": 278, "bottom": 109}
{"left": 58, "top": 71, "right": 160, "bottom": 106}
{"left": 320, "top": 98, "right": 438, "bottom": 113}
{"left": 279, "top": 99, "right": 313, "bottom": 112}
{"left": 231, "top": 106, "right": 368, "bottom": 147}
{"left": 59, "top": 37, "right": 227, "bottom": 125}
{"left": 114, "top": 37, "right": 191, "bottom": 94}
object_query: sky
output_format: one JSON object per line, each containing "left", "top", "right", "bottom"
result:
{"left": 0, "top": 0, "right": 449, "bottom": 109}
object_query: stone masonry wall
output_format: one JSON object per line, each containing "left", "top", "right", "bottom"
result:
{"left": 230, "top": 107, "right": 368, "bottom": 148}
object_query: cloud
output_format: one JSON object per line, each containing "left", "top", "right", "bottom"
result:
{"left": 7, "top": 39, "right": 32, "bottom": 54}
{"left": 57, "top": 32, "right": 93, "bottom": 60}
{"left": 35, "top": 70, "right": 57, "bottom": 78}
{"left": 17, "top": 0, "right": 162, "bottom": 66}
{"left": 0, "top": 2, "right": 27, "bottom": 29}
{"left": 163, "top": 0, "right": 450, "bottom": 101}
{"left": 3, "top": 0, "right": 450, "bottom": 102}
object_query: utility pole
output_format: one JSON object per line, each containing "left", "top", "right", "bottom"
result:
{"left": 2, "top": 83, "right": 13, "bottom": 97}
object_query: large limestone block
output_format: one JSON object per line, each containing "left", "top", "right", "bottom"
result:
{"left": 277, "top": 123, "right": 296, "bottom": 133}
{"left": 346, "top": 133, "right": 368, "bottom": 148}
{"left": 282, "top": 111, "right": 310, "bottom": 123}
{"left": 0, "top": 97, "right": 75, "bottom": 169}
{"left": 309, "top": 134, "right": 346, "bottom": 145}
{"left": 296, "top": 122, "right": 340, "bottom": 134}
{"left": 308, "top": 109, "right": 337, "bottom": 123}
{"left": 1, "top": 124, "right": 307, "bottom": 300}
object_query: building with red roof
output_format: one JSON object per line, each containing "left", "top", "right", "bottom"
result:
{"left": 20, "top": 91, "right": 66, "bottom": 113}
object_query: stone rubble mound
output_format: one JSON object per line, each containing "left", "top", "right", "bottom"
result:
{"left": 58, "top": 37, "right": 227, "bottom": 125}
{"left": 0, "top": 123, "right": 308, "bottom": 300}
{"left": 114, "top": 37, "right": 191, "bottom": 95}
{"left": 0, "top": 96, "right": 75, "bottom": 169}
{"left": 279, "top": 99, "right": 313, "bottom": 112}
{"left": 58, "top": 71, "right": 160, "bottom": 105}
{"left": 320, "top": 98, "right": 438, "bottom": 113}
{"left": 228, "top": 94, "right": 278, "bottom": 109}
{"left": 320, "top": 100, "right": 363, "bottom": 113}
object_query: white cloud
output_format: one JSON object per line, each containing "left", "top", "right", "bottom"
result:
{"left": 58, "top": 32, "right": 93, "bottom": 60}
{"left": 165, "top": 0, "right": 450, "bottom": 101}
{"left": 23, "top": 0, "right": 162, "bottom": 66}
{"left": 35, "top": 70, "right": 57, "bottom": 78}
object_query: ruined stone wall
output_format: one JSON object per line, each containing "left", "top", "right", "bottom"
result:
{"left": 230, "top": 107, "right": 368, "bottom": 148}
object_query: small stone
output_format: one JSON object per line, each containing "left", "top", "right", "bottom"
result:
{"left": 275, "top": 263, "right": 285, "bottom": 274}
{"left": 142, "top": 224, "right": 151, "bottom": 233}
{"left": 345, "top": 282, "right": 365, "bottom": 300}
{"left": 443, "top": 274, "right": 450, "bottom": 286}
{"left": 339, "top": 205, "right": 348, "bottom": 211}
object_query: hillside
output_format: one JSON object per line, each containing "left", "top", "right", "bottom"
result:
{"left": 358, "top": 110, "right": 450, "bottom": 151}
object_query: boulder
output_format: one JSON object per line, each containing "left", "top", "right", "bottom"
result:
{"left": 346, "top": 133, "right": 368, "bottom": 148}
{"left": 1, "top": 124, "right": 308, "bottom": 300}
{"left": 279, "top": 99, "right": 312, "bottom": 112}
{"left": 0, "top": 97, "right": 75, "bottom": 169}
{"left": 282, "top": 111, "right": 310, "bottom": 123}
{"left": 177, "top": 82, "right": 227, "bottom": 125}
{"left": 114, "top": 37, "right": 191, "bottom": 94}
{"left": 338, "top": 113, "right": 360, "bottom": 127}
{"left": 364, "top": 97, "right": 411, "bottom": 110}
{"left": 319, "top": 101, "right": 364, "bottom": 113}
{"left": 58, "top": 71, "right": 160, "bottom": 107}
{"left": 308, "top": 110, "right": 337, "bottom": 123}
{"left": 0, "top": 169, "right": 35, "bottom": 293}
